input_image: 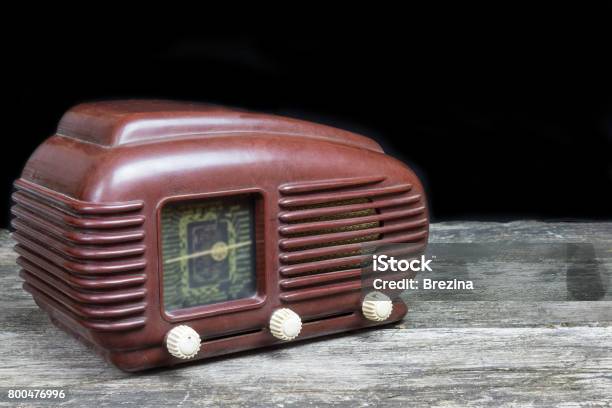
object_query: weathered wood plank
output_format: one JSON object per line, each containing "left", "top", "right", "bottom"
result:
{"left": 0, "top": 327, "right": 609, "bottom": 407}
{"left": 0, "top": 222, "right": 610, "bottom": 407}
{"left": 404, "top": 300, "right": 612, "bottom": 328}
{"left": 430, "top": 221, "right": 612, "bottom": 243}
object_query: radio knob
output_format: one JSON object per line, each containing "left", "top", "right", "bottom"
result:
{"left": 362, "top": 292, "right": 393, "bottom": 321}
{"left": 165, "top": 325, "right": 201, "bottom": 359}
{"left": 269, "top": 308, "right": 302, "bottom": 341}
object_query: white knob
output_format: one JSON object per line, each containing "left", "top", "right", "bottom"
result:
{"left": 362, "top": 292, "right": 393, "bottom": 321}
{"left": 269, "top": 308, "right": 302, "bottom": 341}
{"left": 166, "top": 325, "right": 201, "bottom": 359}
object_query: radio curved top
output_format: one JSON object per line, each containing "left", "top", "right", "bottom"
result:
{"left": 56, "top": 99, "right": 383, "bottom": 152}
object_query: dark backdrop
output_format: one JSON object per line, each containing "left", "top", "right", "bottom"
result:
{"left": 5, "top": 14, "right": 612, "bottom": 226}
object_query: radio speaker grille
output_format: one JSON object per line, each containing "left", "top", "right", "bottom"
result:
{"left": 277, "top": 175, "right": 428, "bottom": 303}
{"left": 11, "top": 179, "right": 147, "bottom": 332}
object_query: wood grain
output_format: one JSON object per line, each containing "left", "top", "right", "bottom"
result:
{"left": 0, "top": 222, "right": 610, "bottom": 407}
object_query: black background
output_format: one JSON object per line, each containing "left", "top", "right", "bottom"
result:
{"left": 5, "top": 10, "right": 611, "bottom": 226}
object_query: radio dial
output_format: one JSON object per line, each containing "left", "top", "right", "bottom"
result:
{"left": 269, "top": 308, "right": 302, "bottom": 341}
{"left": 166, "top": 325, "right": 201, "bottom": 359}
{"left": 362, "top": 292, "right": 393, "bottom": 321}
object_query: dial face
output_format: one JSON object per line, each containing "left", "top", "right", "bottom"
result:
{"left": 161, "top": 196, "right": 256, "bottom": 312}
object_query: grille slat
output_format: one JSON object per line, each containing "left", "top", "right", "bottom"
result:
{"left": 279, "top": 184, "right": 412, "bottom": 208}
{"left": 280, "top": 268, "right": 363, "bottom": 289}
{"left": 16, "top": 255, "right": 147, "bottom": 290}
{"left": 12, "top": 191, "right": 145, "bottom": 229}
{"left": 279, "top": 281, "right": 362, "bottom": 302}
{"left": 278, "top": 207, "right": 426, "bottom": 236}
{"left": 11, "top": 216, "right": 145, "bottom": 245}
{"left": 24, "top": 283, "right": 147, "bottom": 332}
{"left": 12, "top": 179, "right": 148, "bottom": 332}
{"left": 280, "top": 254, "right": 368, "bottom": 277}
{"left": 280, "top": 232, "right": 429, "bottom": 264}
{"left": 279, "top": 175, "right": 386, "bottom": 194}
{"left": 13, "top": 229, "right": 145, "bottom": 260}
{"left": 278, "top": 176, "right": 428, "bottom": 303}
{"left": 279, "top": 218, "right": 428, "bottom": 250}
{"left": 14, "top": 179, "right": 144, "bottom": 214}
{"left": 18, "top": 269, "right": 146, "bottom": 304}
{"left": 279, "top": 195, "right": 421, "bottom": 223}
{"left": 22, "top": 273, "right": 146, "bottom": 319}
{"left": 21, "top": 271, "right": 147, "bottom": 318}
{"left": 14, "top": 239, "right": 147, "bottom": 275}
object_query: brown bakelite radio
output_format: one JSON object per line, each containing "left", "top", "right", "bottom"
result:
{"left": 12, "top": 100, "right": 429, "bottom": 371}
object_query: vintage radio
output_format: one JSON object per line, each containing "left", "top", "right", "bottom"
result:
{"left": 11, "top": 100, "right": 429, "bottom": 371}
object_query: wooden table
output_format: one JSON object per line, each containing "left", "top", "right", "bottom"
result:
{"left": 1, "top": 222, "right": 610, "bottom": 407}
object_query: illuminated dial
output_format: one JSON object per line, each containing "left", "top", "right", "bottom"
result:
{"left": 161, "top": 196, "right": 256, "bottom": 312}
